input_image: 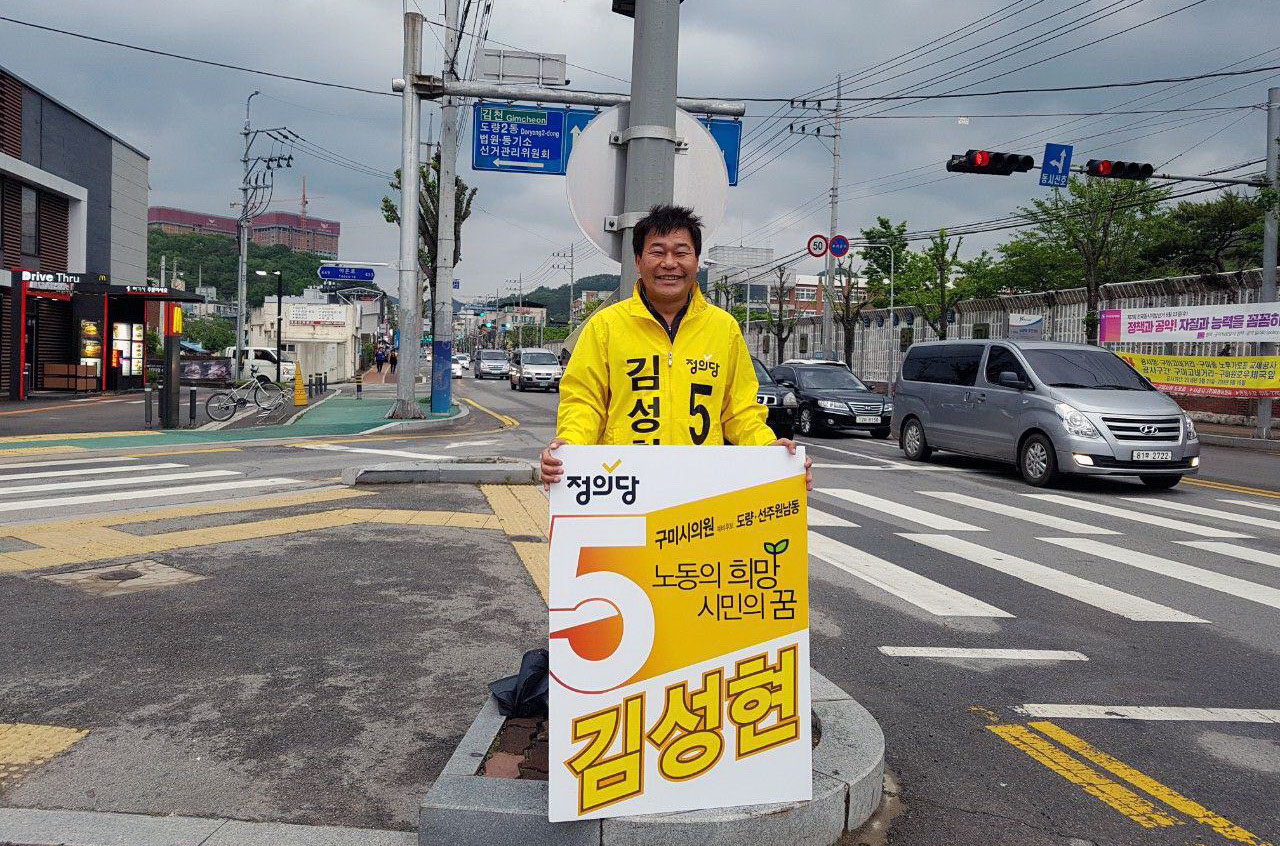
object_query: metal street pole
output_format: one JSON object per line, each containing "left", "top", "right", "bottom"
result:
{"left": 276, "top": 271, "right": 283, "bottom": 383}
{"left": 1258, "top": 86, "right": 1279, "bottom": 439}
{"left": 391, "top": 11, "right": 425, "bottom": 418}
{"left": 430, "top": 0, "right": 461, "bottom": 414}
{"left": 235, "top": 91, "right": 259, "bottom": 380}
{"left": 618, "top": 0, "right": 680, "bottom": 296}
{"left": 821, "top": 75, "right": 841, "bottom": 361}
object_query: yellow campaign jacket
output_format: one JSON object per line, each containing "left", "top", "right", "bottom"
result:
{"left": 556, "top": 285, "right": 775, "bottom": 446}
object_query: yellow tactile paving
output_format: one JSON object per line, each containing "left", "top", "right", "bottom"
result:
{"left": 0, "top": 445, "right": 86, "bottom": 457}
{"left": 481, "top": 485, "right": 543, "bottom": 539}
{"left": 512, "top": 541, "right": 550, "bottom": 603}
{"left": 0, "top": 722, "right": 88, "bottom": 787}
{"left": 509, "top": 485, "right": 551, "bottom": 538}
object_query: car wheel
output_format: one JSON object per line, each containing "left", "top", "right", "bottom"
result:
{"left": 797, "top": 406, "right": 818, "bottom": 437}
{"left": 901, "top": 418, "right": 932, "bottom": 461}
{"left": 1140, "top": 474, "right": 1182, "bottom": 489}
{"left": 1019, "top": 433, "right": 1059, "bottom": 487}
{"left": 871, "top": 427, "right": 891, "bottom": 439}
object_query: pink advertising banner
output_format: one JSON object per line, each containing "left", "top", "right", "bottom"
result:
{"left": 1100, "top": 302, "right": 1280, "bottom": 344}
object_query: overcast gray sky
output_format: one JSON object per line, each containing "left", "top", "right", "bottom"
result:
{"left": 1, "top": 0, "right": 1274, "bottom": 299}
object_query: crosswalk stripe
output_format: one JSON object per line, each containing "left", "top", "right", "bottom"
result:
{"left": 0, "top": 470, "right": 241, "bottom": 496}
{"left": 1218, "top": 497, "right": 1280, "bottom": 514}
{"left": 809, "top": 508, "right": 857, "bottom": 528}
{"left": 918, "top": 491, "right": 1120, "bottom": 535}
{"left": 1024, "top": 493, "right": 1252, "bottom": 539}
{"left": 1042, "top": 537, "right": 1280, "bottom": 612}
{"left": 1120, "top": 496, "right": 1280, "bottom": 532}
{"left": 818, "top": 489, "right": 986, "bottom": 532}
{"left": 1177, "top": 540, "right": 1280, "bottom": 570}
{"left": 0, "top": 462, "right": 185, "bottom": 482}
{"left": 0, "top": 478, "right": 304, "bottom": 514}
{"left": 901, "top": 534, "right": 1205, "bottom": 622}
{"left": 0, "top": 456, "right": 140, "bottom": 470}
{"left": 809, "top": 531, "right": 1011, "bottom": 618}
{"left": 879, "top": 647, "right": 1088, "bottom": 661}
{"left": 1014, "top": 705, "right": 1280, "bottom": 723}
{"left": 296, "top": 444, "right": 449, "bottom": 460}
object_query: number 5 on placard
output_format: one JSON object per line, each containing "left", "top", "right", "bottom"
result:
{"left": 548, "top": 516, "right": 655, "bottom": 693}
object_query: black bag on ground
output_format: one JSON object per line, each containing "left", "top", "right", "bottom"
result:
{"left": 488, "top": 648, "right": 549, "bottom": 717}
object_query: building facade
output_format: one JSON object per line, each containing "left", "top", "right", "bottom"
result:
{"left": 0, "top": 65, "right": 195, "bottom": 399}
{"left": 149, "top": 206, "right": 341, "bottom": 259}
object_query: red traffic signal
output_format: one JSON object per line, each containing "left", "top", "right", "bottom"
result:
{"left": 1085, "top": 159, "right": 1154, "bottom": 180}
{"left": 946, "top": 149, "right": 1034, "bottom": 176}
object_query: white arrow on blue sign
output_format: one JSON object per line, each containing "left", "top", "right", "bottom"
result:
{"left": 1039, "top": 143, "right": 1073, "bottom": 188}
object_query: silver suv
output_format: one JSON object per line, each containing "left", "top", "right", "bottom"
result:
{"left": 474, "top": 349, "right": 510, "bottom": 380}
{"left": 890, "top": 340, "right": 1200, "bottom": 488}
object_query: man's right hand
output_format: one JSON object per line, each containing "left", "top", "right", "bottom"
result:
{"left": 541, "top": 438, "right": 568, "bottom": 490}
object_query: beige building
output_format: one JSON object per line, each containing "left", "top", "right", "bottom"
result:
{"left": 248, "top": 298, "right": 359, "bottom": 381}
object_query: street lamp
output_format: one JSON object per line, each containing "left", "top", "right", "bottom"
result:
{"left": 255, "top": 269, "right": 284, "bottom": 382}
{"left": 859, "top": 243, "right": 895, "bottom": 396}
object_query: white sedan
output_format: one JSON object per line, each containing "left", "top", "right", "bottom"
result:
{"left": 451, "top": 358, "right": 463, "bottom": 379}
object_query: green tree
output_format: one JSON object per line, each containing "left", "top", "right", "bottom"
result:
{"left": 147, "top": 231, "right": 324, "bottom": 307}
{"left": 858, "top": 217, "right": 910, "bottom": 307}
{"left": 183, "top": 316, "right": 234, "bottom": 353}
{"left": 822, "top": 259, "right": 869, "bottom": 367}
{"left": 1141, "top": 191, "right": 1263, "bottom": 277}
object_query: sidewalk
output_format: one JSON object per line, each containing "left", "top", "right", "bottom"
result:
{"left": 1197, "top": 420, "right": 1280, "bottom": 452}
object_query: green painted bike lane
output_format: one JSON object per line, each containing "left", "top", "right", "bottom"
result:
{"left": 0, "top": 398, "right": 461, "bottom": 452}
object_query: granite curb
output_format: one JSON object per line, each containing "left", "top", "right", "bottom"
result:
{"left": 418, "top": 671, "right": 885, "bottom": 846}
{"left": 342, "top": 456, "right": 538, "bottom": 486}
{"left": 1198, "top": 432, "right": 1280, "bottom": 452}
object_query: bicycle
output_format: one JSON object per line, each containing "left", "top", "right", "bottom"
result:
{"left": 205, "top": 370, "right": 285, "bottom": 422}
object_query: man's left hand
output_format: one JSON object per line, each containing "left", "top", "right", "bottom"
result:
{"left": 770, "top": 438, "right": 813, "bottom": 492}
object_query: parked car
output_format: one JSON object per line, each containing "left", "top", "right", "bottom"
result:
{"left": 474, "top": 348, "right": 510, "bottom": 379}
{"left": 510, "top": 348, "right": 563, "bottom": 392}
{"left": 890, "top": 340, "right": 1200, "bottom": 488}
{"left": 456, "top": 353, "right": 472, "bottom": 369}
{"left": 221, "top": 346, "right": 296, "bottom": 382}
{"left": 753, "top": 357, "right": 798, "bottom": 439}
{"left": 771, "top": 362, "right": 891, "bottom": 438}
{"left": 451, "top": 356, "right": 463, "bottom": 379}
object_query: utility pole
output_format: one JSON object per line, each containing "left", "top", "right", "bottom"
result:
{"left": 391, "top": 12, "right": 425, "bottom": 418}
{"left": 617, "top": 0, "right": 681, "bottom": 297}
{"left": 236, "top": 91, "right": 258, "bottom": 380}
{"left": 822, "top": 75, "right": 842, "bottom": 361}
{"left": 553, "top": 243, "right": 575, "bottom": 326}
{"left": 1259, "top": 86, "right": 1279, "bottom": 439}
{"left": 428, "top": 0, "right": 462, "bottom": 414}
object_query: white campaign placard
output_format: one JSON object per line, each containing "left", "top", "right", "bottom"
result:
{"left": 547, "top": 445, "right": 810, "bottom": 822}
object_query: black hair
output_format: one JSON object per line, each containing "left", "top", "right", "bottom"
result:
{"left": 632, "top": 204, "right": 703, "bottom": 258}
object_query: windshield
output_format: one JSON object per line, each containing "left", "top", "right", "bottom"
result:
{"left": 522, "top": 352, "right": 558, "bottom": 366}
{"left": 1023, "top": 349, "right": 1152, "bottom": 391}
{"left": 752, "top": 359, "right": 774, "bottom": 385}
{"left": 478, "top": 350, "right": 506, "bottom": 360}
{"left": 797, "top": 367, "right": 867, "bottom": 391}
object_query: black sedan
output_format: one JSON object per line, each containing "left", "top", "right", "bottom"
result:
{"left": 753, "top": 357, "right": 797, "bottom": 439}
{"left": 770, "top": 362, "right": 893, "bottom": 438}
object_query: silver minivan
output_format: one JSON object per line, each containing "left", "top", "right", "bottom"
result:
{"left": 890, "top": 340, "right": 1200, "bottom": 488}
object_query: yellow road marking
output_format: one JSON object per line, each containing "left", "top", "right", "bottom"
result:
{"left": 1030, "top": 721, "right": 1273, "bottom": 845}
{"left": 461, "top": 397, "right": 520, "bottom": 428}
{"left": 0, "top": 430, "right": 149, "bottom": 443}
{"left": 0, "top": 722, "right": 88, "bottom": 787}
{"left": 0, "top": 398, "right": 124, "bottom": 416}
{"left": 0, "top": 445, "right": 86, "bottom": 457}
{"left": 1186, "top": 478, "right": 1280, "bottom": 500}
{"left": 987, "top": 724, "right": 1182, "bottom": 829}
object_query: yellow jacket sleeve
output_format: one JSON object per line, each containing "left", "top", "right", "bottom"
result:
{"left": 721, "top": 331, "right": 776, "bottom": 446}
{"left": 555, "top": 316, "right": 609, "bottom": 445}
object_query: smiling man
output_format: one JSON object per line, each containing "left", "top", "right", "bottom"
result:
{"left": 541, "top": 204, "right": 811, "bottom": 489}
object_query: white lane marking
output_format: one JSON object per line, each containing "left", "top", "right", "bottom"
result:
{"left": 125, "top": 400, "right": 144, "bottom": 405}
{"left": 1120, "top": 496, "right": 1280, "bottom": 532}
{"left": 809, "top": 531, "right": 1011, "bottom": 618}
{"left": 902, "top": 534, "right": 1205, "bottom": 622}
{"left": 0, "top": 456, "right": 140, "bottom": 470}
{"left": 1218, "top": 498, "right": 1280, "bottom": 514}
{"left": 819, "top": 489, "right": 986, "bottom": 532}
{"left": 0, "top": 470, "right": 241, "bottom": 496}
{"left": 297, "top": 444, "right": 449, "bottom": 460}
{"left": 919, "top": 491, "right": 1120, "bottom": 535}
{"left": 879, "top": 647, "right": 1088, "bottom": 661}
{"left": 1178, "top": 540, "right": 1280, "bottom": 570}
{"left": 0, "top": 478, "right": 303, "bottom": 514}
{"left": 805, "top": 442, "right": 901, "bottom": 463}
{"left": 1024, "top": 493, "right": 1252, "bottom": 539}
{"left": 1044, "top": 536, "right": 1280, "bottom": 612}
{"left": 809, "top": 508, "right": 857, "bottom": 527}
{"left": 0, "top": 462, "right": 186, "bottom": 482}
{"left": 1014, "top": 705, "right": 1280, "bottom": 723}
{"left": 443, "top": 439, "right": 498, "bottom": 449}
{"left": 813, "top": 463, "right": 896, "bottom": 470}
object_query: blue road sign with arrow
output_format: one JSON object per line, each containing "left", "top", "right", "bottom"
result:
{"left": 1039, "top": 143, "right": 1073, "bottom": 188}
{"left": 317, "top": 265, "right": 375, "bottom": 281}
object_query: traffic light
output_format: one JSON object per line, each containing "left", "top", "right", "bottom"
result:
{"left": 945, "top": 149, "right": 1034, "bottom": 176}
{"left": 1084, "top": 159, "right": 1154, "bottom": 180}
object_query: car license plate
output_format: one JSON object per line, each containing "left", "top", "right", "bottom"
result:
{"left": 855, "top": 415, "right": 881, "bottom": 424}
{"left": 1132, "top": 450, "right": 1173, "bottom": 461}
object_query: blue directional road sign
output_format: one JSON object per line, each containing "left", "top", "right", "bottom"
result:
{"left": 697, "top": 117, "right": 743, "bottom": 186}
{"left": 317, "top": 265, "right": 375, "bottom": 281}
{"left": 1040, "top": 143, "right": 1073, "bottom": 188}
{"left": 829, "top": 235, "right": 850, "bottom": 258}
{"left": 562, "top": 108, "right": 599, "bottom": 167}
{"left": 474, "top": 103, "right": 578, "bottom": 176}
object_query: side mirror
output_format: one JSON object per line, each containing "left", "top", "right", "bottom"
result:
{"left": 998, "top": 371, "right": 1030, "bottom": 390}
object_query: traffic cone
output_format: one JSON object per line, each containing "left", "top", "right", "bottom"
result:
{"left": 293, "top": 366, "right": 307, "bottom": 406}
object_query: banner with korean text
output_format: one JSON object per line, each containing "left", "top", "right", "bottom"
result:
{"left": 1100, "top": 301, "right": 1280, "bottom": 344}
{"left": 547, "top": 445, "right": 810, "bottom": 822}
{"left": 1117, "top": 352, "right": 1280, "bottom": 398}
